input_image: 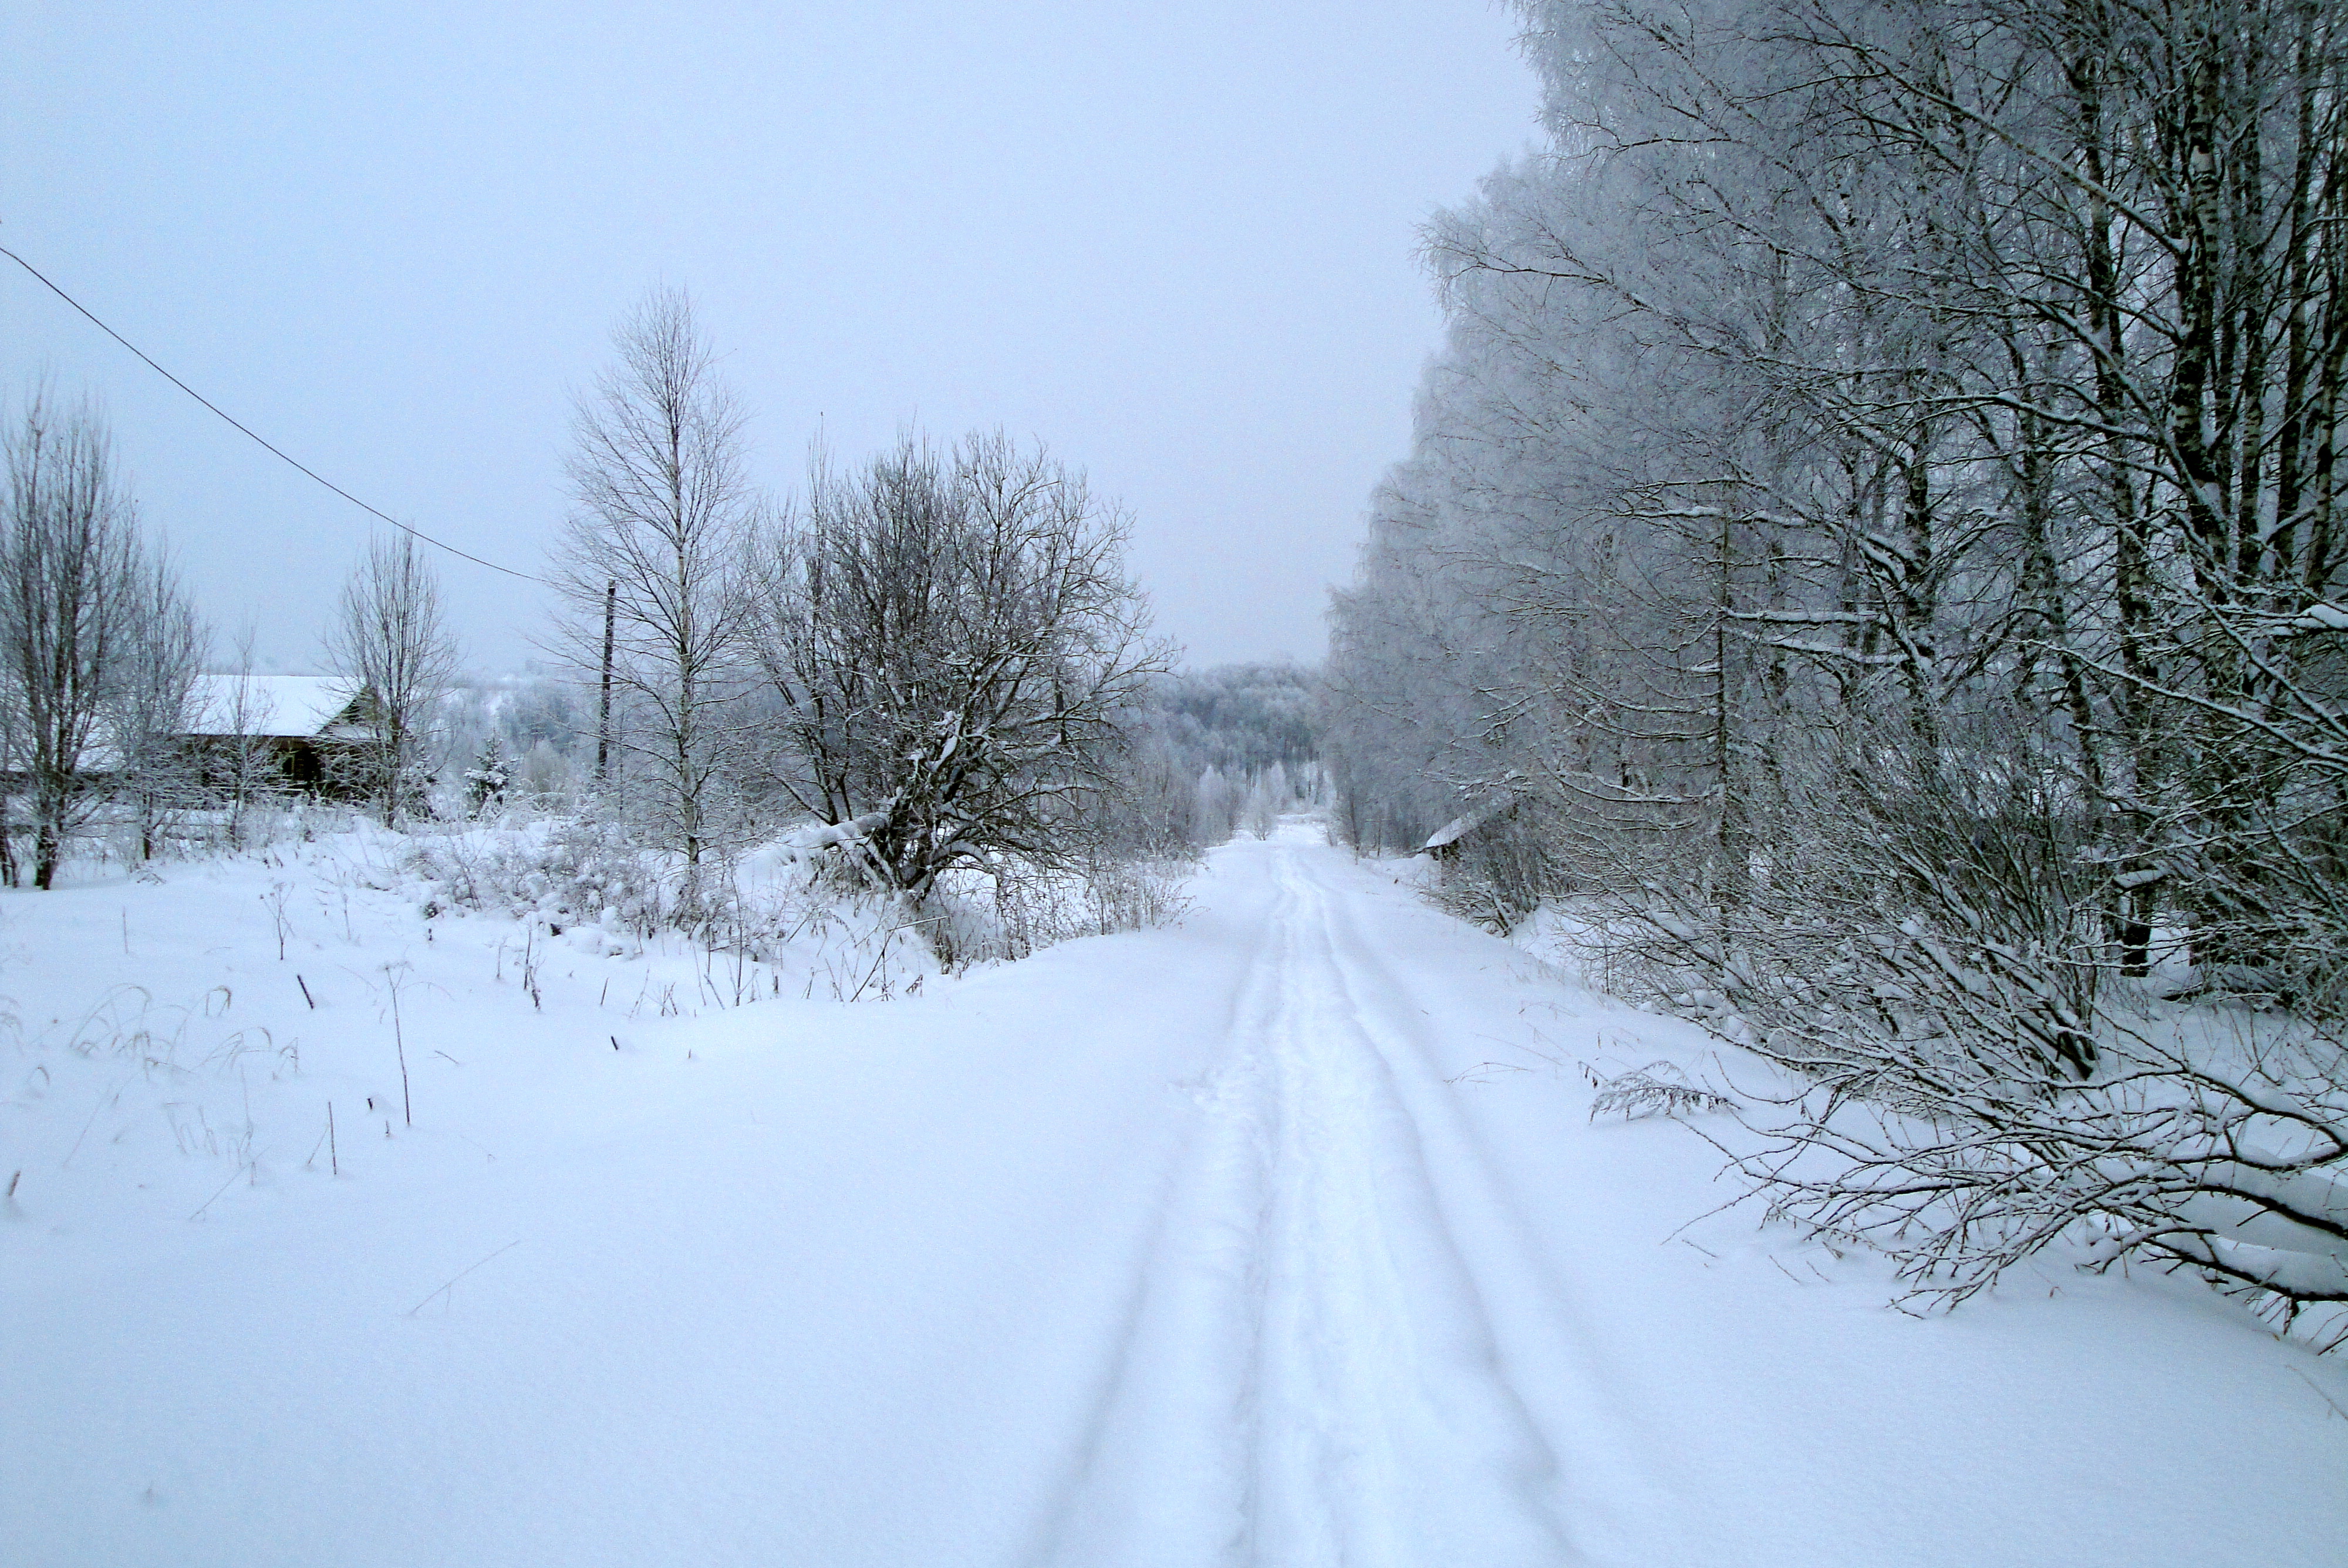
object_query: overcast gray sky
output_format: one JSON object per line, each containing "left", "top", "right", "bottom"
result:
{"left": 3, "top": 3, "right": 1534, "bottom": 674}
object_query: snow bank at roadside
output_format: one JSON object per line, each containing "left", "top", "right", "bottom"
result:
{"left": 0, "top": 821, "right": 937, "bottom": 1273}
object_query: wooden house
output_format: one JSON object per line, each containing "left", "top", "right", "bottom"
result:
{"left": 183, "top": 674, "right": 379, "bottom": 796}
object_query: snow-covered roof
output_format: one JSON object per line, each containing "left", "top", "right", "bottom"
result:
{"left": 187, "top": 674, "right": 362, "bottom": 738}
{"left": 1423, "top": 794, "right": 1516, "bottom": 853}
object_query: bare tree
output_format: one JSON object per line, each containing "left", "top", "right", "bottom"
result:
{"left": 549, "top": 286, "right": 758, "bottom": 913}
{"left": 0, "top": 572, "right": 19, "bottom": 888}
{"left": 326, "top": 533, "right": 460, "bottom": 826}
{"left": 745, "top": 431, "right": 1169, "bottom": 901}
{"left": 110, "top": 546, "right": 206, "bottom": 860}
{"left": 210, "top": 626, "right": 281, "bottom": 850}
{"left": 0, "top": 392, "right": 140, "bottom": 888}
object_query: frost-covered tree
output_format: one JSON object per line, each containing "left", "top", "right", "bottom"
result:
{"left": 549, "top": 286, "right": 759, "bottom": 910}
{"left": 110, "top": 545, "right": 205, "bottom": 860}
{"left": 0, "top": 392, "right": 206, "bottom": 880}
{"left": 0, "top": 392, "right": 141, "bottom": 887}
{"left": 210, "top": 627, "right": 282, "bottom": 851}
{"left": 1240, "top": 773, "right": 1279, "bottom": 839}
{"left": 465, "top": 734, "right": 512, "bottom": 817}
{"left": 744, "top": 430, "right": 1168, "bottom": 900}
{"left": 326, "top": 533, "right": 460, "bottom": 826}
{"left": 1193, "top": 765, "right": 1239, "bottom": 844}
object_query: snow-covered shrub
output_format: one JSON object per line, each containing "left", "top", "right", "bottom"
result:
{"left": 1556, "top": 732, "right": 2347, "bottom": 1341}
{"left": 1593, "top": 726, "right": 2109, "bottom": 1080}
{"left": 1730, "top": 1008, "right": 2348, "bottom": 1348}
{"left": 1077, "top": 854, "right": 1190, "bottom": 937}
{"left": 1584, "top": 1060, "right": 1739, "bottom": 1123}
{"left": 915, "top": 851, "right": 1192, "bottom": 972}
{"left": 1425, "top": 876, "right": 1518, "bottom": 937}
{"left": 1517, "top": 709, "right": 2348, "bottom": 1342}
{"left": 408, "top": 816, "right": 674, "bottom": 936}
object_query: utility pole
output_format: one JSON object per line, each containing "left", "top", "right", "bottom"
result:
{"left": 596, "top": 579, "right": 616, "bottom": 783}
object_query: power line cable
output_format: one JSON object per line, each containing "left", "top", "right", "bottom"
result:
{"left": 1, "top": 242, "right": 548, "bottom": 584}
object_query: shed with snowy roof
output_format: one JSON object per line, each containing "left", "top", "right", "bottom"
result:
{"left": 1422, "top": 791, "right": 1519, "bottom": 861}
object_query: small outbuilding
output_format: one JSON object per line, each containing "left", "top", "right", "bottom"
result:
{"left": 1422, "top": 792, "right": 1520, "bottom": 863}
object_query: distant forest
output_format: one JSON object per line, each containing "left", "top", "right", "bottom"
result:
{"left": 1155, "top": 663, "right": 1317, "bottom": 783}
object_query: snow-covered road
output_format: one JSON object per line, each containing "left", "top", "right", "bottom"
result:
{"left": 1036, "top": 843, "right": 1568, "bottom": 1566}
{"left": 8, "top": 829, "right": 2346, "bottom": 1565}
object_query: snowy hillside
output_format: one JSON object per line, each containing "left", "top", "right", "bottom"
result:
{"left": 5, "top": 825, "right": 2344, "bottom": 1566}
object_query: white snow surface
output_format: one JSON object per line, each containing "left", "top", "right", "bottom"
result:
{"left": 5, "top": 823, "right": 2344, "bottom": 1566}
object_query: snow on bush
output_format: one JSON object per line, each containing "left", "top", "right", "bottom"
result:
{"left": 407, "top": 806, "right": 1192, "bottom": 983}
{"left": 1718, "top": 1005, "right": 2348, "bottom": 1347}
{"left": 407, "top": 813, "right": 674, "bottom": 937}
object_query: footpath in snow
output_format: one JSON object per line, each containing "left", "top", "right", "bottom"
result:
{"left": 5, "top": 826, "right": 2344, "bottom": 1566}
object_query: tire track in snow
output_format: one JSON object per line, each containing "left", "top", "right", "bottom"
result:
{"left": 1309, "top": 853, "right": 1683, "bottom": 1482}
{"left": 1027, "top": 842, "right": 1574, "bottom": 1566}
{"left": 1247, "top": 850, "right": 1572, "bottom": 1566}
{"left": 1021, "top": 854, "right": 1291, "bottom": 1565}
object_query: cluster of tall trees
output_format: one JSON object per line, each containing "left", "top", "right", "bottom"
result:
{"left": 0, "top": 391, "right": 202, "bottom": 887}
{"left": 1327, "top": 0, "right": 2347, "bottom": 1324}
{"left": 551, "top": 288, "right": 1173, "bottom": 921}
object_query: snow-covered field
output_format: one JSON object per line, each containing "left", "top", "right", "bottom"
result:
{"left": 5, "top": 823, "right": 2343, "bottom": 1566}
